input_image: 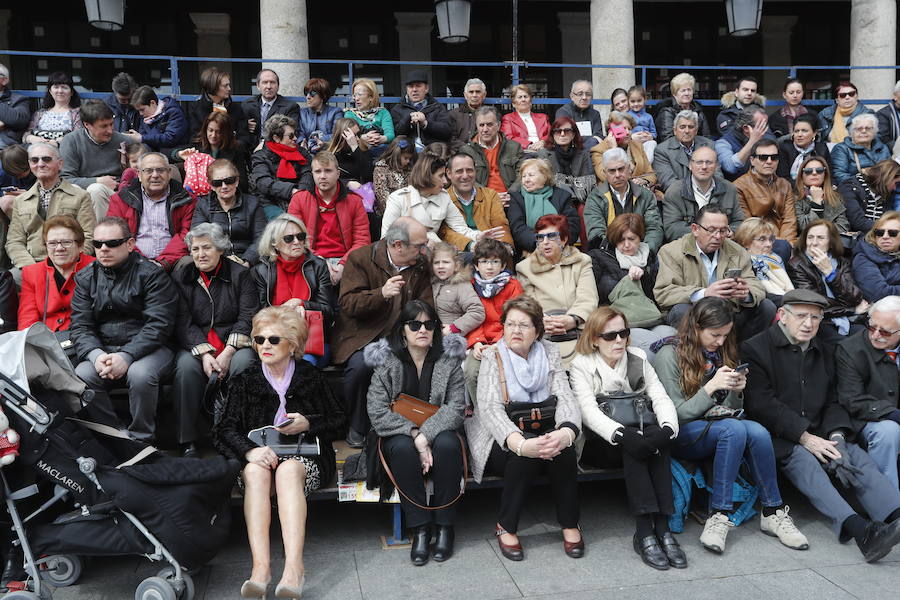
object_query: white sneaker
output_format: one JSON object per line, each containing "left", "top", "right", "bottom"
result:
{"left": 760, "top": 505, "right": 809, "bottom": 550}
{"left": 700, "top": 512, "right": 734, "bottom": 554}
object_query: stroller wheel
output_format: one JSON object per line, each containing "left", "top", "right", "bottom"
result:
{"left": 155, "top": 568, "right": 194, "bottom": 600}
{"left": 38, "top": 555, "right": 82, "bottom": 587}
{"left": 134, "top": 576, "right": 176, "bottom": 600}
{"left": 2, "top": 591, "right": 44, "bottom": 599}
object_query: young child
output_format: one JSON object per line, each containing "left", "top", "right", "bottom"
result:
{"left": 118, "top": 142, "right": 150, "bottom": 191}
{"left": 626, "top": 85, "right": 658, "bottom": 163}
{"left": 432, "top": 242, "right": 485, "bottom": 338}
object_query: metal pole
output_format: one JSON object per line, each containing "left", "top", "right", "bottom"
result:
{"left": 512, "top": 0, "right": 518, "bottom": 64}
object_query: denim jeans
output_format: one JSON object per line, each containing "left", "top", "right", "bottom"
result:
{"left": 860, "top": 420, "right": 900, "bottom": 488}
{"left": 672, "top": 418, "right": 783, "bottom": 511}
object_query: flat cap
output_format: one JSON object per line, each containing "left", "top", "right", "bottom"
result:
{"left": 405, "top": 69, "right": 429, "bottom": 85}
{"left": 781, "top": 289, "right": 828, "bottom": 308}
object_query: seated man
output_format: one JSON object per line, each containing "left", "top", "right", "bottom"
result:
{"left": 715, "top": 105, "right": 775, "bottom": 181}
{"left": 242, "top": 68, "right": 300, "bottom": 144}
{"left": 0, "top": 64, "right": 32, "bottom": 149}
{"left": 449, "top": 78, "right": 487, "bottom": 150}
{"left": 69, "top": 217, "right": 178, "bottom": 442}
{"left": 106, "top": 152, "right": 195, "bottom": 271}
{"left": 583, "top": 147, "right": 663, "bottom": 251}
{"left": 662, "top": 146, "right": 743, "bottom": 242}
{"left": 458, "top": 106, "right": 522, "bottom": 203}
{"left": 439, "top": 152, "right": 512, "bottom": 250}
{"left": 654, "top": 204, "right": 775, "bottom": 336}
{"left": 555, "top": 80, "right": 604, "bottom": 149}
{"left": 836, "top": 296, "right": 900, "bottom": 487}
{"left": 716, "top": 76, "right": 766, "bottom": 136}
{"left": 103, "top": 72, "right": 141, "bottom": 134}
{"left": 652, "top": 109, "right": 718, "bottom": 191}
{"left": 743, "top": 289, "right": 900, "bottom": 563}
{"left": 390, "top": 70, "right": 452, "bottom": 150}
{"left": 6, "top": 143, "right": 95, "bottom": 269}
{"left": 59, "top": 100, "right": 130, "bottom": 220}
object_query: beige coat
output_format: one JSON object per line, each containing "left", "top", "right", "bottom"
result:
{"left": 381, "top": 185, "right": 478, "bottom": 249}
{"left": 432, "top": 268, "right": 486, "bottom": 336}
{"left": 5, "top": 180, "right": 95, "bottom": 267}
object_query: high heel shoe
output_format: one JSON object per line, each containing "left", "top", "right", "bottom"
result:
{"left": 274, "top": 574, "right": 305, "bottom": 599}
{"left": 495, "top": 523, "right": 523, "bottom": 561}
{"left": 240, "top": 579, "right": 269, "bottom": 599}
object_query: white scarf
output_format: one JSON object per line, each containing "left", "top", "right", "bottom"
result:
{"left": 497, "top": 339, "right": 550, "bottom": 404}
{"left": 615, "top": 242, "right": 650, "bottom": 270}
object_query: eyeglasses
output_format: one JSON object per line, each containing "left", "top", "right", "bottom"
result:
{"left": 140, "top": 167, "right": 168, "bottom": 175}
{"left": 783, "top": 307, "right": 824, "bottom": 323}
{"left": 534, "top": 231, "right": 561, "bottom": 242}
{"left": 504, "top": 321, "right": 534, "bottom": 331}
{"left": 867, "top": 324, "right": 900, "bottom": 337}
{"left": 572, "top": 92, "right": 592, "bottom": 98}
{"left": 753, "top": 235, "right": 775, "bottom": 243}
{"left": 404, "top": 241, "right": 428, "bottom": 251}
{"left": 91, "top": 237, "right": 129, "bottom": 249}
{"left": 46, "top": 239, "right": 75, "bottom": 249}
{"left": 281, "top": 233, "right": 307, "bottom": 244}
{"left": 691, "top": 160, "right": 715, "bottom": 167}
{"left": 28, "top": 156, "right": 54, "bottom": 164}
{"left": 477, "top": 259, "right": 502, "bottom": 267}
{"left": 405, "top": 319, "right": 437, "bottom": 332}
{"left": 854, "top": 126, "right": 875, "bottom": 132}
{"left": 552, "top": 128, "right": 575, "bottom": 135}
{"left": 753, "top": 153, "right": 779, "bottom": 162}
{"left": 695, "top": 223, "right": 730, "bottom": 237}
{"left": 253, "top": 335, "right": 283, "bottom": 345}
{"left": 597, "top": 328, "right": 630, "bottom": 342}
{"left": 210, "top": 175, "right": 238, "bottom": 187}
{"left": 802, "top": 167, "right": 826, "bottom": 175}
{"left": 281, "top": 131, "right": 297, "bottom": 140}
{"left": 838, "top": 90, "right": 858, "bottom": 99}
{"left": 875, "top": 229, "right": 900, "bottom": 238}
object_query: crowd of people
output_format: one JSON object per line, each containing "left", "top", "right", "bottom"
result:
{"left": 2, "top": 63, "right": 900, "bottom": 597}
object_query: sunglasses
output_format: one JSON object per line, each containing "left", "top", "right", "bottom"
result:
{"left": 28, "top": 156, "right": 54, "bottom": 164}
{"left": 91, "top": 237, "right": 129, "bottom": 249}
{"left": 534, "top": 231, "right": 561, "bottom": 242}
{"left": 874, "top": 229, "right": 900, "bottom": 238}
{"left": 552, "top": 128, "right": 575, "bottom": 134}
{"left": 253, "top": 335, "right": 283, "bottom": 345}
{"left": 305, "top": 90, "right": 318, "bottom": 97}
{"left": 802, "top": 167, "right": 826, "bottom": 175}
{"left": 210, "top": 175, "right": 238, "bottom": 187}
{"left": 282, "top": 233, "right": 307, "bottom": 244}
{"left": 838, "top": 90, "right": 858, "bottom": 99}
{"left": 597, "top": 328, "right": 631, "bottom": 342}
{"left": 753, "top": 153, "right": 779, "bottom": 162}
{"left": 405, "top": 319, "right": 437, "bottom": 332}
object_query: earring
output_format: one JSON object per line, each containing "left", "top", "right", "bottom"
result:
{"left": 402, "top": 337, "right": 408, "bottom": 348}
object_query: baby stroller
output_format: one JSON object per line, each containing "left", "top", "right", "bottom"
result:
{"left": 0, "top": 324, "right": 240, "bottom": 599}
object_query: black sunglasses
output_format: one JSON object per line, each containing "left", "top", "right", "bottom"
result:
{"left": 28, "top": 156, "right": 54, "bottom": 164}
{"left": 597, "top": 328, "right": 630, "bottom": 342}
{"left": 405, "top": 319, "right": 438, "bottom": 332}
{"left": 282, "top": 233, "right": 307, "bottom": 244}
{"left": 875, "top": 229, "right": 900, "bottom": 238}
{"left": 253, "top": 335, "right": 283, "bottom": 345}
{"left": 91, "top": 237, "right": 129, "bottom": 249}
{"left": 838, "top": 90, "right": 857, "bottom": 99}
{"left": 210, "top": 175, "right": 238, "bottom": 187}
{"left": 802, "top": 167, "right": 826, "bottom": 175}
{"left": 753, "top": 153, "right": 779, "bottom": 162}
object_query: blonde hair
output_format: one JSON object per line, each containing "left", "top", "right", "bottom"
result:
{"left": 431, "top": 241, "right": 461, "bottom": 279}
{"left": 670, "top": 73, "right": 696, "bottom": 96}
{"left": 606, "top": 111, "right": 637, "bottom": 129}
{"left": 734, "top": 217, "right": 778, "bottom": 250}
{"left": 252, "top": 306, "right": 308, "bottom": 359}
{"left": 509, "top": 83, "right": 533, "bottom": 100}
{"left": 518, "top": 157, "right": 553, "bottom": 187}
{"left": 258, "top": 213, "right": 308, "bottom": 261}
{"left": 866, "top": 211, "right": 900, "bottom": 246}
{"left": 351, "top": 78, "right": 380, "bottom": 109}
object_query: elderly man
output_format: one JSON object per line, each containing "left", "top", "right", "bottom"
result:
{"left": 583, "top": 147, "right": 663, "bottom": 251}
{"left": 716, "top": 76, "right": 766, "bottom": 136}
{"left": 5, "top": 144, "right": 95, "bottom": 269}
{"left": 743, "top": 289, "right": 900, "bottom": 563}
{"left": 242, "top": 68, "right": 300, "bottom": 143}
{"left": 734, "top": 139, "right": 797, "bottom": 254}
{"left": 876, "top": 81, "right": 900, "bottom": 148}
{"left": 59, "top": 100, "right": 130, "bottom": 221}
{"left": 103, "top": 72, "right": 141, "bottom": 134}
{"left": 390, "top": 70, "right": 452, "bottom": 150}
{"left": 106, "top": 152, "right": 195, "bottom": 271}
{"left": 652, "top": 110, "right": 718, "bottom": 191}
{"left": 715, "top": 105, "right": 776, "bottom": 181}
{"left": 654, "top": 204, "right": 774, "bottom": 337}
{"left": 70, "top": 216, "right": 178, "bottom": 443}
{"left": 459, "top": 106, "right": 522, "bottom": 202}
{"left": 439, "top": 152, "right": 512, "bottom": 250}
{"left": 836, "top": 296, "right": 900, "bottom": 487}
{"left": 555, "top": 80, "right": 604, "bottom": 149}
{"left": 449, "top": 78, "right": 487, "bottom": 150}
{"left": 0, "top": 64, "right": 31, "bottom": 149}
{"left": 662, "top": 146, "right": 742, "bottom": 242}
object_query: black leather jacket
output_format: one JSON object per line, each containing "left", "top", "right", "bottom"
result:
{"left": 190, "top": 191, "right": 267, "bottom": 265}
{"left": 787, "top": 251, "right": 863, "bottom": 319}
{"left": 250, "top": 252, "right": 337, "bottom": 326}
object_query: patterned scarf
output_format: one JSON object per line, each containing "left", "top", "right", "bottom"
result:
{"left": 473, "top": 269, "right": 512, "bottom": 298}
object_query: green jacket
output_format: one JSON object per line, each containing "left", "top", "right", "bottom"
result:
{"left": 583, "top": 182, "right": 663, "bottom": 252}
{"left": 459, "top": 134, "right": 523, "bottom": 190}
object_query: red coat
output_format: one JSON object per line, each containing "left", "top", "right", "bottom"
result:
{"left": 287, "top": 183, "right": 371, "bottom": 265}
{"left": 465, "top": 277, "right": 524, "bottom": 348}
{"left": 501, "top": 111, "right": 551, "bottom": 150}
{"left": 18, "top": 254, "right": 96, "bottom": 331}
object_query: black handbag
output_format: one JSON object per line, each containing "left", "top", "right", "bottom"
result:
{"left": 495, "top": 351, "right": 558, "bottom": 438}
{"left": 595, "top": 351, "right": 656, "bottom": 432}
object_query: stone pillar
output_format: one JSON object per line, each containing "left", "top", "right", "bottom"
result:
{"left": 590, "top": 0, "right": 635, "bottom": 118}
{"left": 260, "top": 0, "right": 309, "bottom": 99}
{"left": 395, "top": 12, "right": 434, "bottom": 97}
{"left": 850, "top": 0, "right": 897, "bottom": 108}
{"left": 760, "top": 16, "right": 797, "bottom": 98}
{"left": 558, "top": 12, "right": 591, "bottom": 88}
{"left": 189, "top": 13, "right": 232, "bottom": 75}
{"left": 0, "top": 10, "right": 11, "bottom": 74}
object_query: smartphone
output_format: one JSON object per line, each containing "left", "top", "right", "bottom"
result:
{"left": 723, "top": 268, "right": 742, "bottom": 280}
{"left": 275, "top": 417, "right": 294, "bottom": 428}
{"left": 1, "top": 186, "right": 18, "bottom": 194}
{"left": 734, "top": 363, "right": 750, "bottom": 373}
{"left": 609, "top": 124, "right": 629, "bottom": 142}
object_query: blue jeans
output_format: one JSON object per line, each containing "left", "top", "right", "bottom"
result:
{"left": 672, "top": 418, "right": 783, "bottom": 511}
{"left": 860, "top": 420, "right": 900, "bottom": 488}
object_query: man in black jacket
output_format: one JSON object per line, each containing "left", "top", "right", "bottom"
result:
{"left": 241, "top": 69, "right": 300, "bottom": 144}
{"left": 70, "top": 217, "right": 179, "bottom": 443}
{"left": 0, "top": 64, "right": 31, "bottom": 149}
{"left": 390, "top": 70, "right": 452, "bottom": 150}
{"left": 742, "top": 289, "right": 900, "bottom": 563}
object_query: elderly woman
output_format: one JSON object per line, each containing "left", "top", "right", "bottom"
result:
{"left": 570, "top": 307, "right": 684, "bottom": 570}
{"left": 831, "top": 113, "right": 892, "bottom": 184}
{"left": 590, "top": 111, "right": 657, "bottom": 190}
{"left": 735, "top": 218, "right": 794, "bottom": 304}
{"left": 298, "top": 77, "right": 343, "bottom": 153}
{"left": 465, "top": 295, "right": 583, "bottom": 561}
{"left": 777, "top": 114, "right": 831, "bottom": 182}
{"left": 345, "top": 77, "right": 395, "bottom": 156}
{"left": 653, "top": 72, "right": 712, "bottom": 142}
{"left": 172, "top": 223, "right": 258, "bottom": 457}
{"left": 769, "top": 79, "right": 819, "bottom": 139}
{"left": 839, "top": 159, "right": 900, "bottom": 233}
{"left": 190, "top": 158, "right": 266, "bottom": 266}
{"left": 366, "top": 300, "right": 467, "bottom": 566}
{"left": 185, "top": 66, "right": 250, "bottom": 145}
{"left": 23, "top": 72, "right": 82, "bottom": 146}
{"left": 852, "top": 211, "right": 900, "bottom": 302}
{"left": 516, "top": 214, "right": 598, "bottom": 366}
{"left": 537, "top": 116, "right": 596, "bottom": 203}
{"left": 792, "top": 156, "right": 849, "bottom": 233}
{"left": 653, "top": 297, "right": 808, "bottom": 555}
{"left": 787, "top": 219, "right": 866, "bottom": 344}
{"left": 818, "top": 81, "right": 874, "bottom": 145}
{"left": 173, "top": 111, "right": 249, "bottom": 189}
{"left": 250, "top": 114, "right": 313, "bottom": 220}
{"left": 251, "top": 213, "right": 335, "bottom": 365}
{"left": 507, "top": 158, "right": 580, "bottom": 253}
{"left": 501, "top": 84, "right": 550, "bottom": 153}
{"left": 214, "top": 306, "right": 345, "bottom": 600}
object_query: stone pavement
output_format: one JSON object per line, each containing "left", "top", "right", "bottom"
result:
{"left": 46, "top": 480, "right": 900, "bottom": 599}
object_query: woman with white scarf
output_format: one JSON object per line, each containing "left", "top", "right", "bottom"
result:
{"left": 464, "top": 295, "right": 584, "bottom": 562}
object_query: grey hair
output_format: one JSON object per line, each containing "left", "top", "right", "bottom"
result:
{"left": 894, "top": 80, "right": 900, "bottom": 94}
{"left": 384, "top": 219, "right": 412, "bottom": 246}
{"left": 734, "top": 105, "right": 765, "bottom": 129}
{"left": 137, "top": 152, "right": 169, "bottom": 168}
{"left": 464, "top": 78, "right": 485, "bottom": 92}
{"left": 849, "top": 113, "right": 878, "bottom": 136}
{"left": 185, "top": 222, "right": 230, "bottom": 252}
{"left": 674, "top": 109, "right": 699, "bottom": 128}
{"left": 601, "top": 147, "right": 634, "bottom": 170}
{"left": 27, "top": 143, "right": 60, "bottom": 159}
{"left": 570, "top": 79, "right": 592, "bottom": 94}
{"left": 257, "top": 212, "right": 308, "bottom": 261}
{"left": 869, "top": 296, "right": 900, "bottom": 325}
{"left": 0, "top": 63, "right": 8, "bottom": 78}
{"left": 264, "top": 113, "right": 298, "bottom": 142}
{"left": 474, "top": 105, "right": 500, "bottom": 123}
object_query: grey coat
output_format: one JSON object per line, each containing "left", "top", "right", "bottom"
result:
{"left": 836, "top": 328, "right": 899, "bottom": 434}
{"left": 651, "top": 134, "right": 718, "bottom": 192}
{"left": 365, "top": 334, "right": 467, "bottom": 444}
{"left": 794, "top": 193, "right": 850, "bottom": 234}
{"left": 662, "top": 176, "right": 744, "bottom": 242}
{"left": 432, "top": 269, "right": 485, "bottom": 336}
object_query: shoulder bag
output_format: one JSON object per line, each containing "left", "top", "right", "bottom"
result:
{"left": 495, "top": 350, "right": 558, "bottom": 437}
{"left": 595, "top": 351, "right": 655, "bottom": 432}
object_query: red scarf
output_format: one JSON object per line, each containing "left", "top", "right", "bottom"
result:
{"left": 266, "top": 141, "right": 306, "bottom": 179}
{"left": 274, "top": 255, "right": 310, "bottom": 306}
{"left": 199, "top": 262, "right": 225, "bottom": 355}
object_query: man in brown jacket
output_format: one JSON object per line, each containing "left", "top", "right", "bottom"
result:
{"left": 439, "top": 152, "right": 512, "bottom": 250}
{"left": 335, "top": 217, "right": 434, "bottom": 446}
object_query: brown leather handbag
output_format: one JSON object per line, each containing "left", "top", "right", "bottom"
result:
{"left": 389, "top": 393, "right": 438, "bottom": 427}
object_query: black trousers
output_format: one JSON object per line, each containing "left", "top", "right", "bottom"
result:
{"left": 486, "top": 442, "right": 579, "bottom": 534}
{"left": 382, "top": 431, "right": 465, "bottom": 528}
{"left": 343, "top": 349, "right": 374, "bottom": 435}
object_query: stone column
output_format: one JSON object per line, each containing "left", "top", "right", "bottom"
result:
{"left": 395, "top": 12, "right": 434, "bottom": 97}
{"left": 260, "top": 0, "right": 309, "bottom": 99}
{"left": 850, "top": 0, "right": 897, "bottom": 108}
{"left": 558, "top": 12, "right": 591, "bottom": 88}
{"left": 760, "top": 16, "right": 797, "bottom": 98}
{"left": 189, "top": 13, "right": 232, "bottom": 75}
{"left": 0, "top": 10, "right": 11, "bottom": 73}
{"left": 590, "top": 0, "right": 635, "bottom": 118}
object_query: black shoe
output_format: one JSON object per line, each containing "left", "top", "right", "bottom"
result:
{"left": 432, "top": 525, "right": 455, "bottom": 562}
{"left": 181, "top": 443, "right": 201, "bottom": 459}
{"left": 346, "top": 429, "right": 366, "bottom": 449}
{"left": 657, "top": 532, "right": 687, "bottom": 568}
{"left": 858, "top": 519, "right": 900, "bottom": 563}
{"left": 633, "top": 533, "right": 669, "bottom": 570}
{"left": 0, "top": 544, "right": 24, "bottom": 588}
{"left": 410, "top": 526, "right": 432, "bottom": 566}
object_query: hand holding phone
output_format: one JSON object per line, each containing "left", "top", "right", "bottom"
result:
{"left": 275, "top": 417, "right": 294, "bottom": 428}
{"left": 734, "top": 363, "right": 750, "bottom": 373}
{"left": 723, "top": 268, "right": 742, "bottom": 280}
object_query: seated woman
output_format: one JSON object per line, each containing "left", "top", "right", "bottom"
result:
{"left": 507, "top": 158, "right": 580, "bottom": 253}
{"left": 589, "top": 213, "right": 675, "bottom": 357}
{"left": 653, "top": 298, "right": 808, "bottom": 555}
{"left": 839, "top": 159, "right": 900, "bottom": 233}
{"left": 501, "top": 84, "right": 550, "bottom": 153}
{"left": 325, "top": 118, "right": 373, "bottom": 191}
{"left": 570, "top": 307, "right": 685, "bottom": 570}
{"left": 653, "top": 72, "right": 712, "bottom": 142}
{"left": 172, "top": 223, "right": 258, "bottom": 457}
{"left": 18, "top": 215, "right": 94, "bottom": 331}
{"left": 185, "top": 67, "right": 250, "bottom": 147}
{"left": 735, "top": 218, "right": 794, "bottom": 305}
{"left": 173, "top": 111, "right": 249, "bottom": 190}
{"left": 297, "top": 77, "right": 343, "bottom": 153}
{"left": 769, "top": 79, "right": 820, "bottom": 139}
{"left": 819, "top": 81, "right": 874, "bottom": 145}
{"left": 190, "top": 158, "right": 266, "bottom": 266}
{"left": 213, "top": 306, "right": 345, "bottom": 599}
{"left": 23, "top": 72, "right": 81, "bottom": 147}
{"left": 590, "top": 111, "right": 658, "bottom": 192}
{"left": 787, "top": 219, "right": 866, "bottom": 344}
{"left": 831, "top": 114, "right": 891, "bottom": 184}
{"left": 851, "top": 211, "right": 900, "bottom": 302}
{"left": 366, "top": 300, "right": 467, "bottom": 566}
{"left": 516, "top": 214, "right": 598, "bottom": 367}
{"left": 345, "top": 78, "right": 395, "bottom": 157}
{"left": 793, "top": 156, "right": 849, "bottom": 234}
{"left": 250, "top": 114, "right": 313, "bottom": 220}
{"left": 251, "top": 214, "right": 335, "bottom": 366}
{"left": 776, "top": 114, "right": 831, "bottom": 182}
{"left": 464, "top": 295, "right": 583, "bottom": 561}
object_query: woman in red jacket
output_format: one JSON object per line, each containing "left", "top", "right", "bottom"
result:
{"left": 501, "top": 84, "right": 550, "bottom": 153}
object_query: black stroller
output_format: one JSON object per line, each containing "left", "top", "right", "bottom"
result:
{"left": 0, "top": 325, "right": 240, "bottom": 599}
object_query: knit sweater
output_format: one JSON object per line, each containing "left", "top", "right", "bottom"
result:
{"left": 59, "top": 128, "right": 130, "bottom": 189}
